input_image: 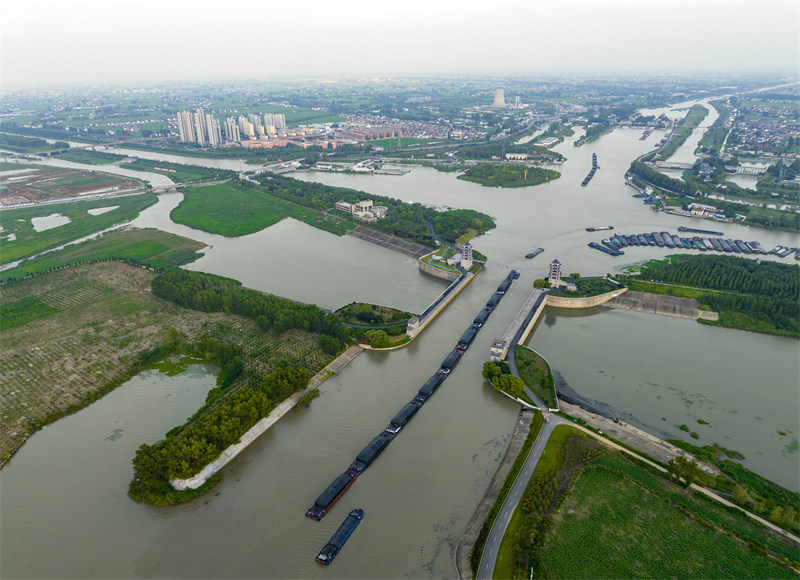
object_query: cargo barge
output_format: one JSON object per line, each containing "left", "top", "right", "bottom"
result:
{"left": 525, "top": 247, "right": 544, "bottom": 259}
{"left": 677, "top": 226, "right": 725, "bottom": 236}
{"left": 306, "top": 471, "right": 360, "bottom": 520}
{"left": 589, "top": 242, "right": 623, "bottom": 256}
{"left": 581, "top": 153, "right": 598, "bottom": 186}
{"left": 315, "top": 508, "right": 364, "bottom": 565}
{"left": 586, "top": 226, "right": 613, "bottom": 232}
{"left": 306, "top": 275, "right": 520, "bottom": 520}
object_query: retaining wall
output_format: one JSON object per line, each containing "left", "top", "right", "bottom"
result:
{"left": 545, "top": 287, "right": 628, "bottom": 308}
{"left": 418, "top": 258, "right": 461, "bottom": 282}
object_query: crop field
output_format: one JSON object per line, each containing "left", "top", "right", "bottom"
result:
{"left": 0, "top": 166, "right": 141, "bottom": 206}
{"left": 0, "top": 193, "right": 158, "bottom": 264}
{"left": 540, "top": 467, "right": 792, "bottom": 578}
{"left": 1, "top": 228, "right": 205, "bottom": 281}
{"left": 0, "top": 262, "right": 333, "bottom": 464}
{"left": 171, "top": 183, "right": 354, "bottom": 237}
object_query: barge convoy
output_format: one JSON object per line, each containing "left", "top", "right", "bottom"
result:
{"left": 581, "top": 153, "right": 599, "bottom": 186}
{"left": 315, "top": 508, "right": 364, "bottom": 565}
{"left": 306, "top": 270, "right": 521, "bottom": 520}
{"left": 587, "top": 230, "right": 795, "bottom": 259}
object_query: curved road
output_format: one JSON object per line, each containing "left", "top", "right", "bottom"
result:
{"left": 476, "top": 413, "right": 569, "bottom": 580}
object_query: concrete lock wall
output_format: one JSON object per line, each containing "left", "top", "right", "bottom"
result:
{"left": 545, "top": 287, "right": 628, "bottom": 308}
{"left": 418, "top": 258, "right": 461, "bottom": 282}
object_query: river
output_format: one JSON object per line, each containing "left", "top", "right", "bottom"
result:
{"left": 1, "top": 101, "right": 798, "bottom": 578}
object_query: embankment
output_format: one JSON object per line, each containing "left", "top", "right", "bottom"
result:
{"left": 346, "top": 226, "right": 431, "bottom": 259}
{"left": 603, "top": 290, "right": 719, "bottom": 320}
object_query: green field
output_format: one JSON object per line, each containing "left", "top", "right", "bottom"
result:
{"left": 170, "top": 183, "right": 354, "bottom": 237}
{"left": 1, "top": 228, "right": 205, "bottom": 281}
{"left": 0, "top": 296, "right": 59, "bottom": 331}
{"left": 541, "top": 467, "right": 793, "bottom": 578}
{"left": 121, "top": 158, "right": 228, "bottom": 183}
{"left": 0, "top": 193, "right": 158, "bottom": 264}
{"left": 51, "top": 149, "right": 127, "bottom": 165}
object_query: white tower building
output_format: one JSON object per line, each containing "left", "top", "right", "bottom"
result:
{"left": 548, "top": 259, "right": 562, "bottom": 284}
{"left": 461, "top": 242, "right": 473, "bottom": 270}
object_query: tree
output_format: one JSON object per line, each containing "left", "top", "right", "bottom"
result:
{"left": 668, "top": 455, "right": 699, "bottom": 488}
{"left": 364, "top": 329, "right": 389, "bottom": 348}
{"left": 732, "top": 485, "right": 749, "bottom": 506}
{"left": 165, "top": 327, "right": 179, "bottom": 350}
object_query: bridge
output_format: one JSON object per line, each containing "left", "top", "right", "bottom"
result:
{"left": 150, "top": 179, "right": 230, "bottom": 194}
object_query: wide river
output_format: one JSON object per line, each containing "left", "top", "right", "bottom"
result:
{"left": 1, "top": 101, "right": 799, "bottom": 578}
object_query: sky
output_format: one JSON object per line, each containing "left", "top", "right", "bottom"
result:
{"left": 1, "top": 0, "right": 798, "bottom": 88}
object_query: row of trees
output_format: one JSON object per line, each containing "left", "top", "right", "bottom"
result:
{"left": 629, "top": 255, "right": 799, "bottom": 336}
{"left": 151, "top": 270, "right": 348, "bottom": 343}
{"left": 482, "top": 361, "right": 525, "bottom": 398}
{"left": 252, "top": 174, "right": 496, "bottom": 244}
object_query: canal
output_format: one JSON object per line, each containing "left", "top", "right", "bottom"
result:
{"left": 1, "top": 101, "right": 798, "bottom": 578}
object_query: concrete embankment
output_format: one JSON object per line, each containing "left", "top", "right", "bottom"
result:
{"left": 418, "top": 255, "right": 461, "bottom": 282}
{"left": 603, "top": 290, "right": 719, "bottom": 321}
{"left": 346, "top": 226, "right": 431, "bottom": 259}
{"left": 454, "top": 408, "right": 536, "bottom": 580}
{"left": 546, "top": 287, "right": 628, "bottom": 308}
{"left": 406, "top": 271, "right": 475, "bottom": 338}
{"left": 170, "top": 345, "right": 363, "bottom": 491}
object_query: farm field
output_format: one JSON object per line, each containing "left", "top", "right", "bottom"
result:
{"left": 540, "top": 467, "right": 792, "bottom": 578}
{"left": 0, "top": 192, "right": 158, "bottom": 264}
{"left": 0, "top": 262, "right": 333, "bottom": 465}
{"left": 170, "top": 183, "right": 354, "bottom": 236}
{"left": 0, "top": 166, "right": 142, "bottom": 206}
{"left": 1, "top": 228, "right": 205, "bottom": 281}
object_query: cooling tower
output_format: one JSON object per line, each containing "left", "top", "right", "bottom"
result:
{"left": 492, "top": 88, "right": 505, "bottom": 108}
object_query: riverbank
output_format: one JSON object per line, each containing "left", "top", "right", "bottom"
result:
{"left": 170, "top": 345, "right": 363, "bottom": 491}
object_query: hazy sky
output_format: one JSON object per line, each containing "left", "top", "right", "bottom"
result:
{"left": 1, "top": 0, "right": 797, "bottom": 87}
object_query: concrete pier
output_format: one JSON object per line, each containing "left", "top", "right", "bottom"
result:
{"left": 490, "top": 288, "right": 548, "bottom": 362}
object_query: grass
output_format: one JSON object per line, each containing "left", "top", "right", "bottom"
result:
{"left": 541, "top": 467, "right": 793, "bottom": 578}
{"left": 121, "top": 158, "right": 227, "bottom": 183}
{"left": 626, "top": 279, "right": 709, "bottom": 299}
{"left": 0, "top": 296, "right": 59, "bottom": 331}
{"left": 0, "top": 228, "right": 205, "bottom": 282}
{"left": 420, "top": 247, "right": 461, "bottom": 273}
{"left": 515, "top": 345, "right": 556, "bottom": 408}
{"left": 0, "top": 261, "right": 333, "bottom": 466}
{"left": 51, "top": 149, "right": 127, "bottom": 165}
{"left": 170, "top": 183, "right": 355, "bottom": 237}
{"left": 0, "top": 193, "right": 158, "bottom": 264}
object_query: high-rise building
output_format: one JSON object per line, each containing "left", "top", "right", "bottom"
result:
{"left": 206, "top": 114, "right": 222, "bottom": 147}
{"left": 177, "top": 111, "right": 195, "bottom": 143}
{"left": 225, "top": 117, "right": 240, "bottom": 142}
{"left": 274, "top": 113, "right": 286, "bottom": 129}
{"left": 193, "top": 108, "right": 206, "bottom": 146}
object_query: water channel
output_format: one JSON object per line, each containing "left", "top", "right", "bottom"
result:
{"left": 1, "top": 102, "right": 799, "bottom": 578}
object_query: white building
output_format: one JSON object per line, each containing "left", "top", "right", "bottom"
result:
{"left": 177, "top": 111, "right": 195, "bottom": 143}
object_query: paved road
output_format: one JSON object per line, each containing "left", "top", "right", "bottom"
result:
{"left": 476, "top": 414, "right": 568, "bottom": 580}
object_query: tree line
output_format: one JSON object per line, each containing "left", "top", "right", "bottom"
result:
{"left": 151, "top": 269, "right": 348, "bottom": 344}
{"left": 629, "top": 255, "right": 799, "bottom": 336}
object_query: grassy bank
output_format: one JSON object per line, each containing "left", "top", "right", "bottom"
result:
{"left": 657, "top": 104, "right": 709, "bottom": 161}
{"left": 170, "top": 182, "right": 354, "bottom": 236}
{"left": 1, "top": 228, "right": 205, "bottom": 282}
{"left": 515, "top": 346, "right": 556, "bottom": 408}
{"left": 0, "top": 193, "right": 158, "bottom": 264}
{"left": 51, "top": 149, "right": 127, "bottom": 165}
{"left": 121, "top": 158, "right": 231, "bottom": 183}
